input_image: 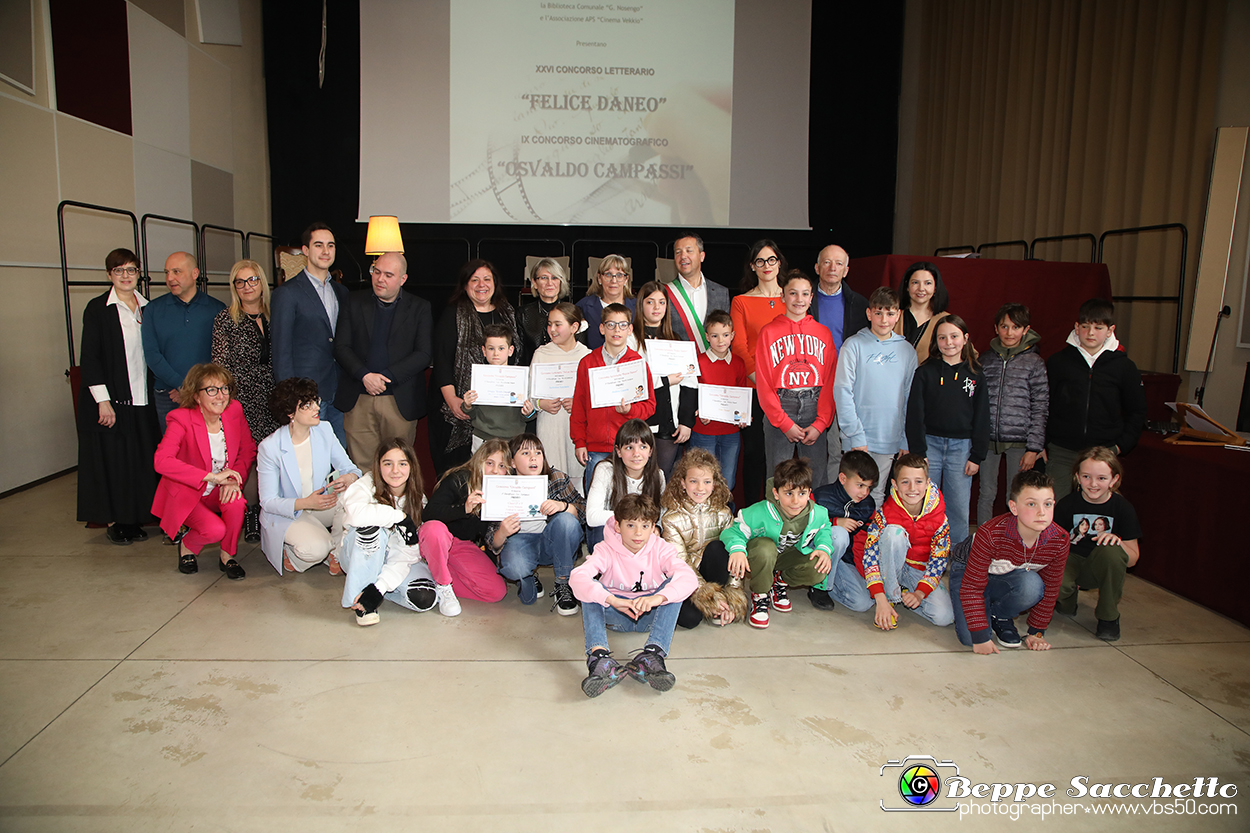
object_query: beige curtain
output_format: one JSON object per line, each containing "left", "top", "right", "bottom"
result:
{"left": 896, "top": 0, "right": 1226, "bottom": 372}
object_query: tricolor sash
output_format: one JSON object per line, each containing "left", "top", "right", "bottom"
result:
{"left": 666, "top": 279, "right": 707, "bottom": 350}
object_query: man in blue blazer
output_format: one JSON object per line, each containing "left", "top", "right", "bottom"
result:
{"left": 271, "top": 222, "right": 350, "bottom": 444}
{"left": 333, "top": 251, "right": 434, "bottom": 467}
{"left": 666, "top": 233, "right": 731, "bottom": 350}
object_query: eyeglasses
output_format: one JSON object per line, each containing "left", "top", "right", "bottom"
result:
{"left": 601, "top": 272, "right": 628, "bottom": 281}
{"left": 298, "top": 399, "right": 322, "bottom": 411}
{"left": 603, "top": 321, "right": 631, "bottom": 331}
{"left": 752, "top": 256, "right": 780, "bottom": 268}
{"left": 110, "top": 267, "right": 139, "bottom": 277}
{"left": 198, "top": 385, "right": 230, "bottom": 397}
{"left": 369, "top": 267, "right": 400, "bottom": 279}
{"left": 233, "top": 276, "right": 261, "bottom": 288}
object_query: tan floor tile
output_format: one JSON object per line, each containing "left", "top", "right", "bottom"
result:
{"left": 0, "top": 661, "right": 117, "bottom": 762}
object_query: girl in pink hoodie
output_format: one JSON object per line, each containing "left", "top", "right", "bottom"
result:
{"left": 570, "top": 493, "right": 698, "bottom": 697}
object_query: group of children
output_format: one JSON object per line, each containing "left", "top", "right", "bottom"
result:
{"left": 297, "top": 279, "right": 1146, "bottom": 700}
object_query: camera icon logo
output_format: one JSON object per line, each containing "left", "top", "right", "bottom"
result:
{"left": 880, "top": 756, "right": 959, "bottom": 812}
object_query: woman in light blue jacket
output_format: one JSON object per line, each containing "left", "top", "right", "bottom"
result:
{"left": 258, "top": 378, "right": 361, "bottom": 574}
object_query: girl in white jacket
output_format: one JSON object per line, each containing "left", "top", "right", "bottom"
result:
{"left": 339, "top": 438, "right": 460, "bottom": 625}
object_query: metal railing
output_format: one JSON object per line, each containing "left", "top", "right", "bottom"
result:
{"left": 198, "top": 223, "right": 246, "bottom": 291}
{"left": 57, "top": 200, "right": 142, "bottom": 367}
{"left": 975, "top": 239, "right": 1028, "bottom": 259}
{"left": 1029, "top": 233, "right": 1097, "bottom": 262}
{"left": 140, "top": 213, "right": 200, "bottom": 291}
{"left": 1097, "top": 223, "right": 1189, "bottom": 373}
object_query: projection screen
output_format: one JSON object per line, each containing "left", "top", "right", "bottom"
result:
{"left": 358, "top": 0, "right": 811, "bottom": 228}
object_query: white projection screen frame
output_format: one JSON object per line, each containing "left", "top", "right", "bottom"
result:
{"left": 358, "top": 0, "right": 811, "bottom": 229}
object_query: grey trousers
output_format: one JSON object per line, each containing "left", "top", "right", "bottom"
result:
{"left": 977, "top": 446, "right": 1027, "bottom": 525}
{"left": 762, "top": 388, "right": 828, "bottom": 489}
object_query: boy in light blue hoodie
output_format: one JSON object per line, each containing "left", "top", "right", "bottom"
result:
{"left": 832, "top": 287, "right": 918, "bottom": 507}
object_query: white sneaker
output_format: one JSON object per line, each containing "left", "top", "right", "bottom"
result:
{"left": 355, "top": 609, "right": 380, "bottom": 627}
{"left": 435, "top": 582, "right": 461, "bottom": 617}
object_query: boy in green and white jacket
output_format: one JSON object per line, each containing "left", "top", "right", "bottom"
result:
{"left": 719, "top": 458, "right": 834, "bottom": 629}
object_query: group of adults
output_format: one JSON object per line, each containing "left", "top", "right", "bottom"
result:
{"left": 76, "top": 224, "right": 951, "bottom": 577}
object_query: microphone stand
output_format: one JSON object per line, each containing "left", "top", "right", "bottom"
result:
{"left": 1195, "top": 305, "right": 1232, "bottom": 408}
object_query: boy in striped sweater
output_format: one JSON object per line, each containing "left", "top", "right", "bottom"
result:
{"left": 950, "top": 469, "right": 1070, "bottom": 652}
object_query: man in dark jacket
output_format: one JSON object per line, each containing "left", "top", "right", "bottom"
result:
{"left": 811, "top": 244, "right": 870, "bottom": 483}
{"left": 334, "top": 252, "right": 433, "bottom": 468}
{"left": 1045, "top": 299, "right": 1146, "bottom": 500}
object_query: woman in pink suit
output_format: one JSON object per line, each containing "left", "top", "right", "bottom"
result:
{"left": 152, "top": 363, "right": 257, "bottom": 579}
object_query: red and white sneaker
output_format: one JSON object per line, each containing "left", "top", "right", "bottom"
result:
{"left": 770, "top": 571, "right": 793, "bottom": 612}
{"left": 749, "top": 593, "right": 770, "bottom": 629}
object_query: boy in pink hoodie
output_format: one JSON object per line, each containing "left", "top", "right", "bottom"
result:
{"left": 570, "top": 493, "right": 698, "bottom": 697}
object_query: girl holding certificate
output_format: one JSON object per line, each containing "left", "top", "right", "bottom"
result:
{"left": 486, "top": 434, "right": 587, "bottom": 614}
{"left": 532, "top": 302, "right": 591, "bottom": 488}
{"left": 629, "top": 281, "right": 697, "bottom": 479}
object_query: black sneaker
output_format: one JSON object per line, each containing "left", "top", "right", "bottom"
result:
{"left": 534, "top": 574, "right": 545, "bottom": 599}
{"left": 807, "top": 587, "right": 835, "bottom": 611}
{"left": 991, "top": 617, "right": 1022, "bottom": 648}
{"left": 581, "top": 650, "right": 624, "bottom": 698}
{"left": 551, "top": 581, "right": 580, "bottom": 616}
{"left": 625, "top": 646, "right": 676, "bottom": 692}
{"left": 106, "top": 524, "right": 131, "bottom": 546}
{"left": 1096, "top": 618, "right": 1121, "bottom": 642}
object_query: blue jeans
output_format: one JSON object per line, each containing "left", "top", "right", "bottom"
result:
{"left": 154, "top": 388, "right": 178, "bottom": 436}
{"left": 949, "top": 558, "right": 1044, "bottom": 646}
{"left": 762, "top": 388, "right": 828, "bottom": 489}
{"left": 813, "top": 526, "right": 851, "bottom": 591}
{"left": 581, "top": 579, "right": 681, "bottom": 655}
{"left": 321, "top": 400, "right": 347, "bottom": 448}
{"left": 926, "top": 435, "right": 972, "bottom": 545}
{"left": 867, "top": 525, "right": 954, "bottom": 626}
{"left": 498, "top": 512, "right": 583, "bottom": 603}
{"left": 688, "top": 431, "right": 741, "bottom": 490}
{"left": 828, "top": 554, "right": 873, "bottom": 610}
{"left": 338, "top": 526, "right": 436, "bottom": 612}
{"left": 583, "top": 450, "right": 611, "bottom": 496}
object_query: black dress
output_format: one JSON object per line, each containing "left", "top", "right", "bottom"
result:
{"left": 211, "top": 309, "right": 278, "bottom": 445}
{"left": 76, "top": 291, "right": 160, "bottom": 525}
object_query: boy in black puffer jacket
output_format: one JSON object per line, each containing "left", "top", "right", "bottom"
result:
{"left": 1045, "top": 299, "right": 1146, "bottom": 501}
{"left": 977, "top": 304, "right": 1049, "bottom": 525}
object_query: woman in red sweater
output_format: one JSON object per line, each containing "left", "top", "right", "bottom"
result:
{"left": 753, "top": 269, "right": 836, "bottom": 489}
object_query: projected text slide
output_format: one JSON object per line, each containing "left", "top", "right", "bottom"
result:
{"left": 449, "top": 0, "right": 734, "bottom": 225}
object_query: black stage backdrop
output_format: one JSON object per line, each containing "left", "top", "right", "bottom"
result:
{"left": 262, "top": 0, "right": 905, "bottom": 314}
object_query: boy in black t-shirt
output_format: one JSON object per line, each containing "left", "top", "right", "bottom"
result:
{"left": 1054, "top": 447, "right": 1141, "bottom": 642}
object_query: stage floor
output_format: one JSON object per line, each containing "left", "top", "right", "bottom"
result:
{"left": 0, "top": 473, "right": 1246, "bottom": 831}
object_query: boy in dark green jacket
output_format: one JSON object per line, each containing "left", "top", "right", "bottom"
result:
{"left": 720, "top": 458, "right": 834, "bottom": 629}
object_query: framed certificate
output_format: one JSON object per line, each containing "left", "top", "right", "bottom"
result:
{"left": 644, "top": 339, "right": 700, "bottom": 377}
{"left": 470, "top": 364, "right": 529, "bottom": 407}
{"left": 698, "top": 384, "right": 753, "bottom": 426}
{"left": 481, "top": 475, "right": 550, "bottom": 521}
{"left": 588, "top": 359, "right": 650, "bottom": 409}
{"left": 529, "top": 361, "right": 579, "bottom": 400}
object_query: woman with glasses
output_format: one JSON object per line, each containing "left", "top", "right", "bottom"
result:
{"left": 76, "top": 248, "right": 160, "bottom": 545}
{"left": 211, "top": 259, "right": 278, "bottom": 542}
{"left": 430, "top": 259, "right": 521, "bottom": 473}
{"left": 256, "top": 377, "right": 360, "bottom": 575}
{"left": 575, "top": 255, "right": 636, "bottom": 349}
{"left": 152, "top": 363, "right": 257, "bottom": 578}
{"left": 518, "top": 258, "right": 586, "bottom": 363}
{"left": 730, "top": 240, "right": 788, "bottom": 502}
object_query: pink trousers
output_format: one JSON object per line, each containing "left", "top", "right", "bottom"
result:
{"left": 418, "top": 521, "right": 506, "bottom": 602}
{"left": 183, "top": 490, "right": 245, "bottom": 558}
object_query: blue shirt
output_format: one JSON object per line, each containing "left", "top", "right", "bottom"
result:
{"left": 305, "top": 271, "right": 340, "bottom": 335}
{"left": 141, "top": 290, "right": 226, "bottom": 390}
{"left": 816, "top": 287, "right": 846, "bottom": 349}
